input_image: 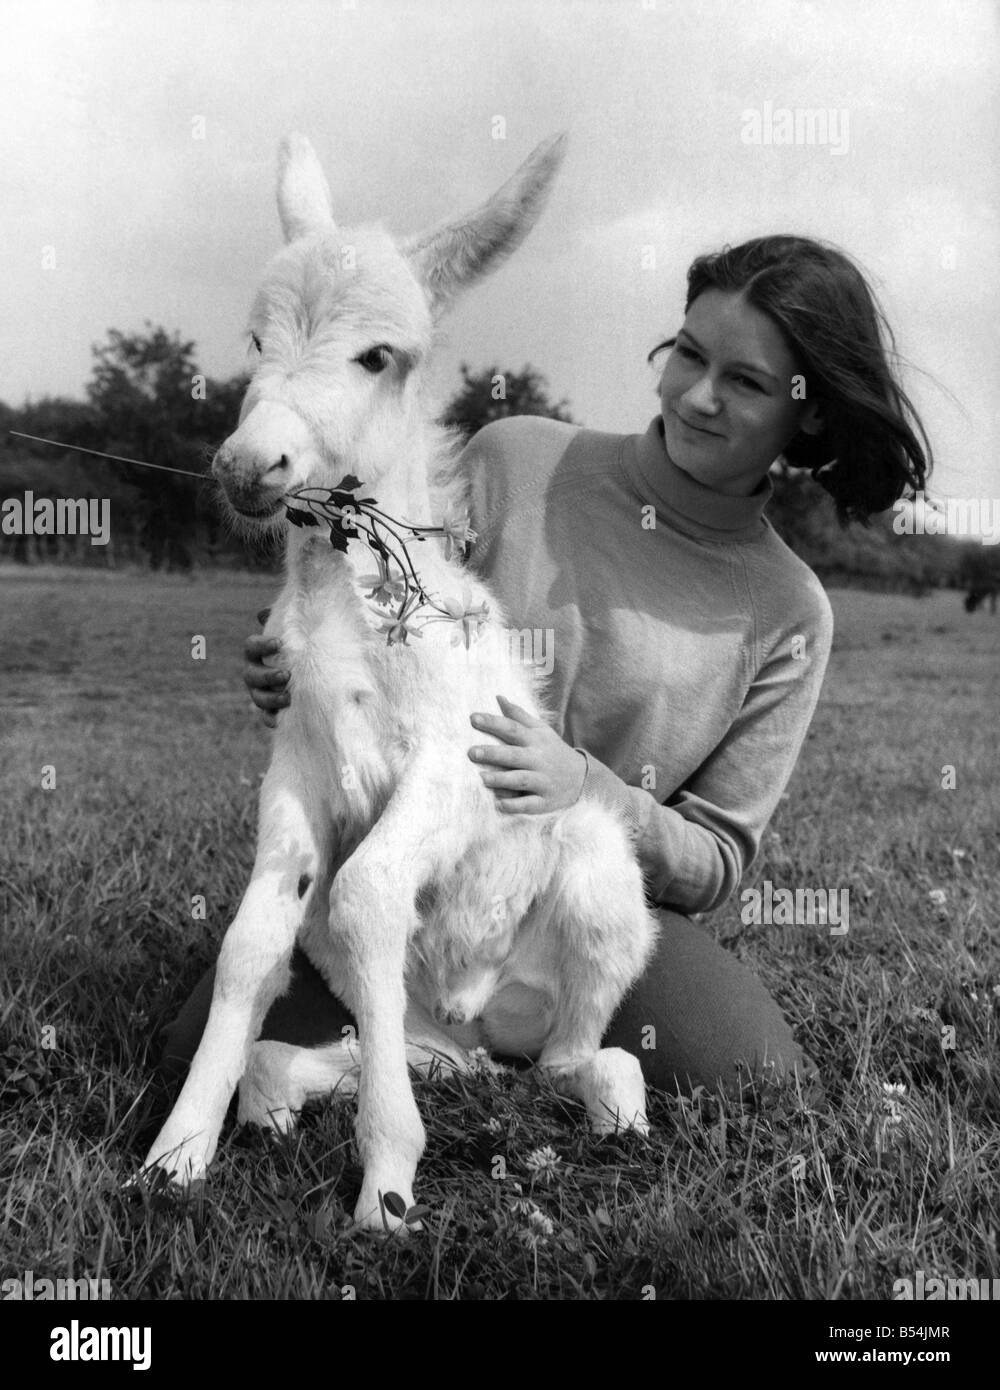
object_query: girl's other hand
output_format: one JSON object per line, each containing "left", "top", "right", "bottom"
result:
{"left": 245, "top": 607, "right": 290, "bottom": 727}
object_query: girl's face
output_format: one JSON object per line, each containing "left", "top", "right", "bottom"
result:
{"left": 658, "top": 288, "right": 823, "bottom": 495}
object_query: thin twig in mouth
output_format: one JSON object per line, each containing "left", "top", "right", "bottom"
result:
{"left": 7, "top": 431, "right": 211, "bottom": 480}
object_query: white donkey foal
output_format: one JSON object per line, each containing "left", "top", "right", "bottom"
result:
{"left": 143, "top": 133, "right": 659, "bottom": 1232}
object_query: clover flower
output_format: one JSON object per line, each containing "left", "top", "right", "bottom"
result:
{"left": 513, "top": 1201, "right": 556, "bottom": 1248}
{"left": 467, "top": 1046, "right": 500, "bottom": 1078}
{"left": 524, "top": 1145, "right": 562, "bottom": 1182}
{"left": 881, "top": 1081, "right": 907, "bottom": 1127}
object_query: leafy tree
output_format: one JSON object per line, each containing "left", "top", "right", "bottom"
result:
{"left": 84, "top": 323, "right": 249, "bottom": 568}
{"left": 443, "top": 363, "right": 574, "bottom": 438}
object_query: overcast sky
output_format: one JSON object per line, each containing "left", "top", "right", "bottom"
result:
{"left": 3, "top": 0, "right": 998, "bottom": 505}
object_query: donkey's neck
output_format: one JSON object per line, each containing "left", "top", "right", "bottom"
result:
{"left": 357, "top": 416, "right": 460, "bottom": 526}
{"left": 359, "top": 468, "right": 434, "bottom": 536}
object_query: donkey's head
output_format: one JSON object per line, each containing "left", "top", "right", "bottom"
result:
{"left": 212, "top": 132, "right": 566, "bottom": 527}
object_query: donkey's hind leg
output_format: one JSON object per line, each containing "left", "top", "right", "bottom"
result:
{"left": 238, "top": 1004, "right": 472, "bottom": 1132}
{"left": 535, "top": 803, "right": 659, "bottom": 1135}
{"left": 238, "top": 1038, "right": 360, "bottom": 1132}
{"left": 545, "top": 1047, "right": 651, "bottom": 1136}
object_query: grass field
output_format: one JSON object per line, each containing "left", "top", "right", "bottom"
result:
{"left": 1, "top": 566, "right": 998, "bottom": 1301}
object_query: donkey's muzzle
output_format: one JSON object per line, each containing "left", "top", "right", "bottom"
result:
{"left": 213, "top": 451, "right": 289, "bottom": 518}
{"left": 213, "top": 400, "right": 316, "bottom": 517}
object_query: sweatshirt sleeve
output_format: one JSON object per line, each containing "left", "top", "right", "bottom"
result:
{"left": 452, "top": 419, "right": 518, "bottom": 552}
{"left": 573, "top": 592, "right": 834, "bottom": 914}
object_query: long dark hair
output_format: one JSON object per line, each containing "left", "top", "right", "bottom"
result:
{"left": 648, "top": 235, "right": 932, "bottom": 526}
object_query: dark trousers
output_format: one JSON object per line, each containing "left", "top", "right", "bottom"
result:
{"left": 158, "top": 906, "right": 816, "bottom": 1097}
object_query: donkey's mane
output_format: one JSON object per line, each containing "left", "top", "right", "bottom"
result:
{"left": 426, "top": 422, "right": 474, "bottom": 525}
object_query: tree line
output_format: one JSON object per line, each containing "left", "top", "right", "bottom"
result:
{"left": 0, "top": 322, "right": 992, "bottom": 597}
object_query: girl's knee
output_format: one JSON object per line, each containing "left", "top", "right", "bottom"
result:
{"left": 156, "top": 1018, "right": 194, "bottom": 1088}
{"left": 603, "top": 907, "right": 820, "bottom": 1100}
{"left": 155, "top": 948, "right": 355, "bottom": 1090}
{"left": 155, "top": 964, "right": 217, "bottom": 1085}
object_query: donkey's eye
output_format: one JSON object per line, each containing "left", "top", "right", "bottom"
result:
{"left": 354, "top": 345, "right": 392, "bottom": 375}
{"left": 250, "top": 332, "right": 262, "bottom": 353}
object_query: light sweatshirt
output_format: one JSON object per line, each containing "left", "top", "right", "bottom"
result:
{"left": 459, "top": 413, "right": 834, "bottom": 915}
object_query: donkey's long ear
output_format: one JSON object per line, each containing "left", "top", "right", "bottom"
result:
{"left": 404, "top": 133, "right": 567, "bottom": 314}
{"left": 277, "top": 133, "right": 336, "bottom": 242}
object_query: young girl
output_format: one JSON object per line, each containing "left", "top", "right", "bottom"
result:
{"left": 160, "top": 234, "right": 931, "bottom": 1098}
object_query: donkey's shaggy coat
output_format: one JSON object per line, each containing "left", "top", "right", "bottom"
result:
{"left": 144, "top": 134, "right": 658, "bottom": 1230}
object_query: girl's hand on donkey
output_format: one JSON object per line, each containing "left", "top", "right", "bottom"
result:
{"left": 469, "top": 694, "right": 587, "bottom": 814}
{"left": 245, "top": 608, "right": 291, "bottom": 727}
{"left": 243, "top": 623, "right": 588, "bottom": 815}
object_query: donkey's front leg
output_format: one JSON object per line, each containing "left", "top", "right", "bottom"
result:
{"left": 332, "top": 855, "right": 424, "bottom": 1232}
{"left": 142, "top": 769, "right": 323, "bottom": 1185}
{"left": 331, "top": 757, "right": 466, "bottom": 1233}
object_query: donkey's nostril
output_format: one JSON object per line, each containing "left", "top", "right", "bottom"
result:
{"left": 263, "top": 454, "right": 291, "bottom": 481}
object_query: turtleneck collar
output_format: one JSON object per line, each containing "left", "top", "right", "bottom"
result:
{"left": 622, "top": 415, "right": 773, "bottom": 542}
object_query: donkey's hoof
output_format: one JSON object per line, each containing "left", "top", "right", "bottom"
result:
{"left": 142, "top": 1159, "right": 208, "bottom": 1191}
{"left": 352, "top": 1185, "right": 421, "bottom": 1236}
{"left": 591, "top": 1111, "right": 651, "bottom": 1140}
{"left": 237, "top": 1083, "right": 300, "bottom": 1135}
{"left": 237, "top": 1041, "right": 311, "bottom": 1133}
{"left": 124, "top": 1163, "right": 206, "bottom": 1201}
{"left": 139, "top": 1133, "right": 211, "bottom": 1190}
